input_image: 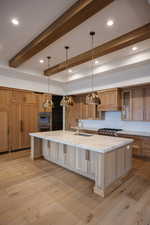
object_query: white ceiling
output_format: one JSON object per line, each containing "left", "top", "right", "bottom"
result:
{"left": 51, "top": 39, "right": 150, "bottom": 82}
{"left": 0, "top": 0, "right": 150, "bottom": 84}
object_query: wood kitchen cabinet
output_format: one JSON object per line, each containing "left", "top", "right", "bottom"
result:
{"left": 67, "top": 93, "right": 102, "bottom": 129}
{"left": 118, "top": 133, "right": 150, "bottom": 158}
{"left": 75, "top": 148, "right": 96, "bottom": 179}
{"left": 98, "top": 88, "right": 121, "bottom": 111}
{"left": 121, "top": 85, "right": 150, "bottom": 121}
{"left": 10, "top": 104, "right": 22, "bottom": 150}
{"left": 0, "top": 87, "right": 52, "bottom": 153}
{"left": 132, "top": 87, "right": 144, "bottom": 121}
{"left": 143, "top": 86, "right": 150, "bottom": 121}
{"left": 0, "top": 106, "right": 9, "bottom": 153}
{"left": 121, "top": 89, "right": 132, "bottom": 120}
{"left": 0, "top": 88, "right": 11, "bottom": 153}
{"left": 42, "top": 141, "right": 96, "bottom": 180}
{"left": 21, "top": 104, "right": 38, "bottom": 148}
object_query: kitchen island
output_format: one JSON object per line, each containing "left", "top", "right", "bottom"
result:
{"left": 30, "top": 130, "right": 133, "bottom": 197}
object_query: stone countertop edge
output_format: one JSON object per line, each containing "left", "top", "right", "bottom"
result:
{"left": 30, "top": 132, "right": 133, "bottom": 154}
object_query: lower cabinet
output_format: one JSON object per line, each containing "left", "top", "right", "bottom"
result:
{"left": 75, "top": 148, "right": 96, "bottom": 179}
{"left": 42, "top": 141, "right": 96, "bottom": 179}
{"left": 118, "top": 134, "right": 150, "bottom": 158}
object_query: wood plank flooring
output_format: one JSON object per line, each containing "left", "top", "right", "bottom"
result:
{"left": 0, "top": 150, "right": 150, "bottom": 225}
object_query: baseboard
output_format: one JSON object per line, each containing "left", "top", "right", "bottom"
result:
{"left": 0, "top": 148, "right": 30, "bottom": 155}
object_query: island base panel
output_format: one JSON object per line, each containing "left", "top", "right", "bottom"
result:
{"left": 94, "top": 146, "right": 132, "bottom": 197}
{"left": 31, "top": 137, "right": 132, "bottom": 197}
{"left": 31, "top": 137, "right": 42, "bottom": 160}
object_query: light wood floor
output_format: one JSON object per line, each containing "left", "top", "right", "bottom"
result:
{"left": 0, "top": 150, "right": 150, "bottom": 225}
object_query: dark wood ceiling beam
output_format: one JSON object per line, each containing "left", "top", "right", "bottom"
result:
{"left": 44, "top": 23, "right": 150, "bottom": 76}
{"left": 9, "top": 0, "right": 114, "bottom": 68}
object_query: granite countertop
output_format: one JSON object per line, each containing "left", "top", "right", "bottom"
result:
{"left": 30, "top": 130, "right": 133, "bottom": 153}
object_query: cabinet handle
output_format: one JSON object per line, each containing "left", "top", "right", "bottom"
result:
{"left": 20, "top": 120, "right": 24, "bottom": 132}
{"left": 7, "top": 127, "right": 10, "bottom": 135}
{"left": 85, "top": 150, "right": 90, "bottom": 161}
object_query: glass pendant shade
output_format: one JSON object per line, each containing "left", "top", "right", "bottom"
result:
{"left": 43, "top": 56, "right": 53, "bottom": 109}
{"left": 60, "top": 96, "right": 73, "bottom": 107}
{"left": 43, "top": 97, "right": 53, "bottom": 109}
{"left": 86, "top": 92, "right": 101, "bottom": 105}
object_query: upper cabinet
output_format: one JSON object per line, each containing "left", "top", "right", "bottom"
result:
{"left": 67, "top": 94, "right": 103, "bottom": 129}
{"left": 143, "top": 87, "right": 150, "bottom": 121}
{"left": 98, "top": 88, "right": 121, "bottom": 111}
{"left": 132, "top": 87, "right": 144, "bottom": 121}
{"left": 121, "top": 89, "right": 132, "bottom": 120}
{"left": 121, "top": 85, "right": 150, "bottom": 121}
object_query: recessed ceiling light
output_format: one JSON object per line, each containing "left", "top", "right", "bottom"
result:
{"left": 39, "top": 59, "right": 44, "bottom": 64}
{"left": 107, "top": 19, "right": 114, "bottom": 27}
{"left": 68, "top": 69, "right": 72, "bottom": 73}
{"left": 95, "top": 60, "right": 99, "bottom": 64}
{"left": 11, "top": 18, "right": 19, "bottom": 26}
{"left": 132, "top": 46, "right": 138, "bottom": 51}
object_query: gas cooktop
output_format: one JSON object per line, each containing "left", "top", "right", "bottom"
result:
{"left": 97, "top": 128, "right": 122, "bottom": 136}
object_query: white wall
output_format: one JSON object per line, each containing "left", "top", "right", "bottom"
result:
{"left": 0, "top": 66, "right": 65, "bottom": 95}
{"left": 81, "top": 111, "right": 150, "bottom": 132}
{"left": 66, "top": 62, "right": 150, "bottom": 95}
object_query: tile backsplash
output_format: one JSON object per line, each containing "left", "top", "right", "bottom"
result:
{"left": 81, "top": 111, "right": 150, "bottom": 132}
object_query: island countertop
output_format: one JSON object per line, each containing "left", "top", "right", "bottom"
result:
{"left": 30, "top": 130, "right": 133, "bottom": 153}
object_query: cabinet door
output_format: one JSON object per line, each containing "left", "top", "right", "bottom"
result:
{"left": 0, "top": 89, "right": 11, "bottom": 105}
{"left": 98, "top": 89, "right": 121, "bottom": 111}
{"left": 49, "top": 142, "right": 59, "bottom": 163}
{"left": 141, "top": 138, "right": 150, "bottom": 158}
{"left": 21, "top": 104, "right": 38, "bottom": 148}
{"left": 121, "top": 89, "right": 132, "bottom": 120}
{"left": 132, "top": 88, "right": 144, "bottom": 121}
{"left": 10, "top": 104, "right": 22, "bottom": 150}
{"left": 75, "top": 148, "right": 88, "bottom": 175}
{"left": 68, "top": 97, "right": 79, "bottom": 129}
{"left": 65, "top": 145, "right": 76, "bottom": 170}
{"left": 57, "top": 143, "right": 65, "bottom": 165}
{"left": 0, "top": 107, "right": 9, "bottom": 152}
{"left": 143, "top": 87, "right": 150, "bottom": 121}
{"left": 42, "top": 140, "right": 50, "bottom": 160}
{"left": 87, "top": 151, "right": 96, "bottom": 179}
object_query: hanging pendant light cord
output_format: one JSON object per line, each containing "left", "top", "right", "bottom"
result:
{"left": 47, "top": 56, "right": 51, "bottom": 95}
{"left": 65, "top": 46, "right": 69, "bottom": 96}
{"left": 90, "top": 32, "right": 95, "bottom": 93}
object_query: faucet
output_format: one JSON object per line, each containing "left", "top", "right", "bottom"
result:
{"left": 76, "top": 120, "right": 83, "bottom": 134}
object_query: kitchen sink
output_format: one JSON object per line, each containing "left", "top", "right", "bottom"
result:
{"left": 74, "top": 132, "right": 93, "bottom": 137}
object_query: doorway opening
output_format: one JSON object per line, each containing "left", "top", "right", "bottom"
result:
{"left": 52, "top": 95, "right": 63, "bottom": 130}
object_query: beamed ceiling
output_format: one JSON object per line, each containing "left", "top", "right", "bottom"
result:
{"left": 0, "top": 0, "right": 150, "bottom": 83}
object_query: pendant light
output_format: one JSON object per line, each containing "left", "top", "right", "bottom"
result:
{"left": 60, "top": 46, "right": 73, "bottom": 107}
{"left": 86, "top": 31, "right": 101, "bottom": 105}
{"left": 43, "top": 56, "right": 53, "bottom": 109}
